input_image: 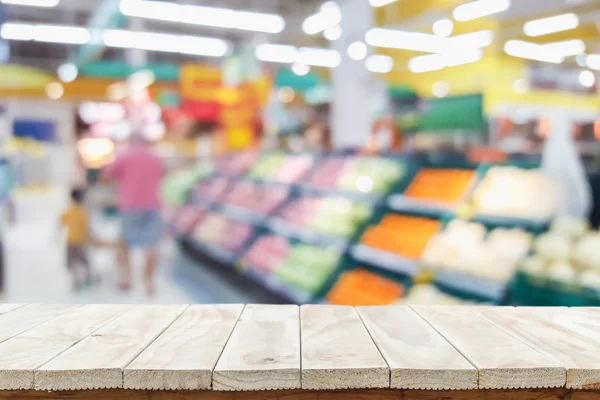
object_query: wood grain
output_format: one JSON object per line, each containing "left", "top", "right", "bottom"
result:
{"left": 0, "top": 304, "right": 24, "bottom": 315}
{"left": 3, "top": 388, "right": 593, "bottom": 400}
{"left": 357, "top": 306, "right": 477, "bottom": 389}
{"left": 472, "top": 307, "right": 600, "bottom": 389}
{"left": 35, "top": 304, "right": 188, "bottom": 390}
{"left": 301, "top": 305, "right": 389, "bottom": 390}
{"left": 519, "top": 307, "right": 600, "bottom": 346}
{"left": 213, "top": 304, "right": 301, "bottom": 391}
{"left": 0, "top": 304, "right": 132, "bottom": 390}
{"left": 412, "top": 306, "right": 565, "bottom": 389}
{"left": 0, "top": 304, "right": 79, "bottom": 344}
{"left": 124, "top": 304, "right": 244, "bottom": 390}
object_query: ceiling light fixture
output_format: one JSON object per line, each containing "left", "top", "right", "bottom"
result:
{"left": 586, "top": 54, "right": 600, "bottom": 70}
{"left": 453, "top": 0, "right": 511, "bottom": 22}
{"left": 504, "top": 40, "right": 564, "bottom": 64}
{"left": 408, "top": 49, "right": 482, "bottom": 73}
{"left": 103, "top": 29, "right": 229, "bottom": 57}
{"left": 323, "top": 25, "right": 342, "bottom": 41}
{"left": 298, "top": 47, "right": 341, "bottom": 68}
{"left": 433, "top": 19, "right": 453, "bottom": 37}
{"left": 579, "top": 70, "right": 595, "bottom": 87}
{"left": 119, "top": 0, "right": 285, "bottom": 34}
{"left": 542, "top": 39, "right": 585, "bottom": 57}
{"left": 524, "top": 13, "right": 579, "bottom": 37}
{"left": 302, "top": 2, "right": 341, "bottom": 35}
{"left": 347, "top": 41, "right": 367, "bottom": 61}
{"left": 0, "top": 22, "right": 90, "bottom": 44}
{"left": 291, "top": 62, "right": 310, "bottom": 76}
{"left": 255, "top": 44, "right": 298, "bottom": 63}
{"left": 366, "top": 54, "right": 393, "bottom": 73}
{"left": 368, "top": 0, "right": 396, "bottom": 6}
{"left": 0, "top": 0, "right": 59, "bottom": 7}
{"left": 365, "top": 28, "right": 493, "bottom": 53}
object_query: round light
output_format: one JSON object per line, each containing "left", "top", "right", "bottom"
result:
{"left": 576, "top": 54, "right": 588, "bottom": 67}
{"left": 512, "top": 78, "right": 529, "bottom": 94}
{"left": 433, "top": 19, "right": 453, "bottom": 37}
{"left": 57, "top": 63, "right": 78, "bottom": 83}
{"left": 347, "top": 41, "right": 367, "bottom": 61}
{"left": 432, "top": 81, "right": 449, "bottom": 98}
{"left": 323, "top": 25, "right": 342, "bottom": 41}
{"left": 46, "top": 82, "right": 64, "bottom": 100}
{"left": 278, "top": 86, "right": 295, "bottom": 103}
{"left": 291, "top": 62, "right": 310, "bottom": 76}
{"left": 580, "top": 70, "right": 596, "bottom": 87}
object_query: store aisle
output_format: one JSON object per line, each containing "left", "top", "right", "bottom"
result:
{"left": 1, "top": 187, "right": 255, "bottom": 304}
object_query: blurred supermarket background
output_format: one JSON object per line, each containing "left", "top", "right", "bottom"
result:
{"left": 0, "top": 0, "right": 599, "bottom": 306}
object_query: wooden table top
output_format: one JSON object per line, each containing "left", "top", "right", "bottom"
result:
{"left": 0, "top": 304, "right": 598, "bottom": 392}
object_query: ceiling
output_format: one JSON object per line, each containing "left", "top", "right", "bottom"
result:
{"left": 1, "top": 0, "right": 599, "bottom": 77}
{"left": 2, "top": 0, "right": 323, "bottom": 72}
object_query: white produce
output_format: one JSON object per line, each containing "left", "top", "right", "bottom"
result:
{"left": 579, "top": 269, "right": 600, "bottom": 290}
{"left": 572, "top": 233, "right": 600, "bottom": 270}
{"left": 547, "top": 261, "right": 577, "bottom": 283}
{"left": 521, "top": 256, "right": 546, "bottom": 276}
{"left": 534, "top": 233, "right": 571, "bottom": 261}
{"left": 550, "top": 216, "right": 589, "bottom": 239}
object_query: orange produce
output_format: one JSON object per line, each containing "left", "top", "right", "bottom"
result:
{"left": 361, "top": 214, "right": 440, "bottom": 259}
{"left": 404, "top": 168, "right": 474, "bottom": 203}
{"left": 327, "top": 269, "right": 404, "bottom": 306}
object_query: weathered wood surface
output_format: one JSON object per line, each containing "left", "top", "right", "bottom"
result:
{"left": 357, "top": 305, "right": 477, "bottom": 390}
{"left": 0, "top": 304, "right": 597, "bottom": 392}
{"left": 300, "top": 305, "right": 389, "bottom": 390}
{"left": 125, "top": 304, "right": 243, "bottom": 391}
{"left": 35, "top": 305, "right": 187, "bottom": 390}
{"left": 411, "top": 306, "right": 566, "bottom": 389}
{"left": 213, "top": 304, "right": 301, "bottom": 391}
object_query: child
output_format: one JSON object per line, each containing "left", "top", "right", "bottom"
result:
{"left": 61, "top": 189, "right": 92, "bottom": 289}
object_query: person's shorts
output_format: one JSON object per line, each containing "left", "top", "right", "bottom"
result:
{"left": 121, "top": 209, "right": 163, "bottom": 248}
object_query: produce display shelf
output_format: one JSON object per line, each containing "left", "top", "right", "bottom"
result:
{"left": 265, "top": 217, "right": 350, "bottom": 251}
{"left": 242, "top": 265, "right": 314, "bottom": 304}
{"left": 433, "top": 269, "right": 507, "bottom": 303}
{"left": 351, "top": 244, "right": 420, "bottom": 277}
{"left": 217, "top": 203, "right": 267, "bottom": 225}
{"left": 387, "top": 194, "right": 456, "bottom": 217}
{"left": 474, "top": 214, "right": 550, "bottom": 232}
{"left": 184, "top": 235, "right": 238, "bottom": 265}
{"left": 296, "top": 184, "right": 384, "bottom": 204}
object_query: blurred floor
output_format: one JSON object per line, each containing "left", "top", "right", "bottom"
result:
{"left": 0, "top": 187, "right": 255, "bottom": 304}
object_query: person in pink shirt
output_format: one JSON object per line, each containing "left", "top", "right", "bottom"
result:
{"left": 102, "top": 134, "right": 164, "bottom": 295}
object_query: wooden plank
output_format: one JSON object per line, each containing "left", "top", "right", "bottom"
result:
{"left": 0, "top": 388, "right": 596, "bottom": 400}
{"left": 412, "top": 306, "right": 565, "bottom": 389}
{"left": 357, "top": 306, "right": 477, "bottom": 390}
{"left": 519, "top": 308, "right": 600, "bottom": 345}
{"left": 35, "top": 304, "right": 187, "bottom": 390}
{"left": 0, "top": 304, "right": 132, "bottom": 390}
{"left": 472, "top": 307, "right": 600, "bottom": 389}
{"left": 0, "top": 304, "right": 24, "bottom": 315}
{"left": 213, "top": 304, "right": 301, "bottom": 391}
{"left": 0, "top": 304, "right": 79, "bottom": 344}
{"left": 301, "top": 305, "right": 389, "bottom": 390}
{"left": 125, "top": 304, "right": 244, "bottom": 390}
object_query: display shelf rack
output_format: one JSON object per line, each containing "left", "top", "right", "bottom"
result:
{"left": 433, "top": 269, "right": 507, "bottom": 303}
{"left": 265, "top": 217, "right": 350, "bottom": 251}
{"left": 350, "top": 243, "right": 420, "bottom": 277}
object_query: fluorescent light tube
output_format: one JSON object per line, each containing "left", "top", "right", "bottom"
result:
{"left": 120, "top": 0, "right": 285, "bottom": 34}
{"left": 453, "top": 0, "right": 510, "bottom": 22}
{"left": 1, "top": 22, "right": 89, "bottom": 44}
{"left": 302, "top": 3, "right": 341, "bottom": 35}
{"left": 0, "top": 0, "right": 58, "bottom": 7}
{"left": 255, "top": 44, "right": 298, "bottom": 63}
{"left": 366, "top": 54, "right": 393, "bottom": 73}
{"left": 524, "top": 13, "right": 579, "bottom": 37}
